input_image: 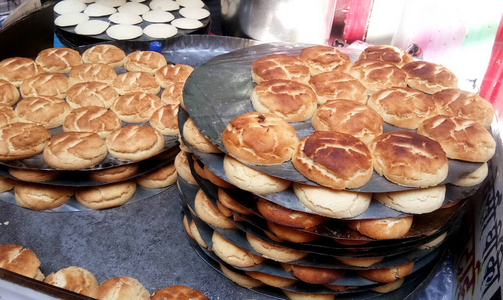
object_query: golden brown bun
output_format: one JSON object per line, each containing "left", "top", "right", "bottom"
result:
{"left": 183, "top": 215, "right": 194, "bottom": 239}
{"left": 371, "top": 278, "right": 405, "bottom": 293}
{"left": 82, "top": 44, "right": 126, "bottom": 68}
{"left": 0, "top": 79, "right": 20, "bottom": 106}
{"left": 222, "top": 112, "right": 299, "bottom": 165}
{"left": 189, "top": 220, "right": 208, "bottom": 249}
{"left": 346, "top": 216, "right": 413, "bottom": 240}
{"left": 308, "top": 70, "right": 367, "bottom": 105}
{"left": 217, "top": 188, "right": 251, "bottom": 215}
{"left": 219, "top": 265, "right": 263, "bottom": 288}
{"left": 161, "top": 82, "right": 184, "bottom": 105}
{"left": 285, "top": 263, "right": 345, "bottom": 285}
{"left": 136, "top": 163, "right": 177, "bottom": 188}
{"left": 16, "top": 95, "right": 71, "bottom": 129}
{"left": 256, "top": 197, "right": 326, "bottom": 229}
{"left": 88, "top": 163, "right": 139, "bottom": 183}
{"left": 15, "top": 182, "right": 73, "bottom": 210}
{"left": 76, "top": 180, "right": 136, "bottom": 209}
{"left": 0, "top": 244, "right": 44, "bottom": 280}
{"left": 63, "top": 106, "right": 122, "bottom": 139}
{"left": 250, "top": 79, "right": 318, "bottom": 122}
{"left": 205, "top": 166, "right": 235, "bottom": 189}
{"left": 0, "top": 175, "right": 16, "bottom": 192}
{"left": 0, "top": 57, "right": 43, "bottom": 87}
{"left": 282, "top": 290, "right": 335, "bottom": 300}
{"left": 113, "top": 71, "right": 161, "bottom": 95}
{"left": 68, "top": 63, "right": 117, "bottom": 86}
{"left": 174, "top": 151, "right": 196, "bottom": 184}
{"left": 246, "top": 233, "right": 308, "bottom": 262}
{"left": 252, "top": 54, "right": 310, "bottom": 84}
{"left": 0, "top": 122, "right": 51, "bottom": 160}
{"left": 91, "top": 276, "right": 149, "bottom": 300}
{"left": 245, "top": 271, "right": 297, "bottom": 287}
{"left": 66, "top": 81, "right": 118, "bottom": 109}
{"left": 151, "top": 285, "right": 209, "bottom": 300}
{"left": 266, "top": 220, "right": 319, "bottom": 243}
{"left": 124, "top": 50, "right": 167, "bottom": 75}
{"left": 149, "top": 104, "right": 180, "bottom": 136}
{"left": 44, "top": 266, "right": 99, "bottom": 297}
{"left": 106, "top": 124, "right": 165, "bottom": 161}
{"left": 335, "top": 256, "right": 383, "bottom": 267}
{"left": 359, "top": 45, "right": 413, "bottom": 67}
{"left": 402, "top": 61, "right": 458, "bottom": 94}
{"left": 20, "top": 73, "right": 69, "bottom": 99}
{"left": 370, "top": 131, "right": 448, "bottom": 187}
{"left": 211, "top": 231, "right": 265, "bottom": 267}
{"left": 183, "top": 117, "right": 221, "bottom": 153}
{"left": 312, "top": 99, "right": 383, "bottom": 144}
{"left": 155, "top": 63, "right": 194, "bottom": 89}
{"left": 367, "top": 87, "right": 437, "bottom": 129}
{"left": 36, "top": 47, "right": 82, "bottom": 73}
{"left": 111, "top": 92, "right": 162, "bottom": 123}
{"left": 292, "top": 131, "right": 373, "bottom": 189}
{"left": 298, "top": 45, "right": 351, "bottom": 75}
{"left": 431, "top": 88, "right": 495, "bottom": 128}
{"left": 194, "top": 188, "right": 236, "bottom": 229}
{"left": 357, "top": 261, "right": 414, "bottom": 283}
{"left": 374, "top": 185, "right": 446, "bottom": 214}
{"left": 0, "top": 105, "right": 17, "bottom": 127}
{"left": 43, "top": 131, "right": 107, "bottom": 170}
{"left": 349, "top": 60, "right": 407, "bottom": 94}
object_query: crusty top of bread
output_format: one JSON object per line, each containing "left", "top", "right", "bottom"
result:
{"left": 298, "top": 45, "right": 351, "bottom": 75}
{"left": 124, "top": 50, "right": 167, "bottom": 74}
{"left": 402, "top": 61, "right": 458, "bottom": 94}
{"left": 36, "top": 48, "right": 82, "bottom": 73}
{"left": 358, "top": 45, "right": 414, "bottom": 67}
{"left": 252, "top": 54, "right": 310, "bottom": 84}
{"left": 0, "top": 57, "right": 44, "bottom": 87}
{"left": 82, "top": 44, "right": 126, "bottom": 68}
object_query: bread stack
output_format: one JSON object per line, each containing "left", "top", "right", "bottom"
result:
{"left": 175, "top": 43, "right": 496, "bottom": 299}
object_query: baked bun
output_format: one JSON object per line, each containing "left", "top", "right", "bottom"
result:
{"left": 0, "top": 244, "right": 44, "bottom": 280}
{"left": 217, "top": 188, "right": 251, "bottom": 215}
{"left": 149, "top": 104, "right": 180, "bottom": 136}
{"left": 223, "top": 155, "right": 291, "bottom": 194}
{"left": 0, "top": 105, "right": 17, "bottom": 127}
{"left": 106, "top": 124, "right": 165, "bottom": 161}
{"left": 124, "top": 50, "right": 167, "bottom": 74}
{"left": 194, "top": 188, "right": 236, "bottom": 229}
{"left": 174, "top": 151, "right": 196, "bottom": 184}
{"left": 0, "top": 122, "right": 51, "bottom": 160}
{"left": 44, "top": 131, "right": 107, "bottom": 170}
{"left": 369, "top": 131, "right": 448, "bottom": 187}
{"left": 219, "top": 265, "right": 263, "bottom": 288}
{"left": 36, "top": 47, "right": 82, "bottom": 73}
{"left": 68, "top": 63, "right": 117, "bottom": 86}
{"left": 222, "top": 112, "right": 299, "bottom": 165}
{"left": 346, "top": 216, "right": 413, "bottom": 240}
{"left": 293, "top": 182, "right": 371, "bottom": 218}
{"left": 111, "top": 92, "right": 162, "bottom": 123}
{"left": 358, "top": 45, "right": 414, "bottom": 67}
{"left": 136, "top": 163, "right": 176, "bottom": 188}
{"left": 266, "top": 220, "right": 319, "bottom": 243}
{"left": 312, "top": 99, "right": 383, "bottom": 144}
{"left": 113, "top": 71, "right": 161, "bottom": 95}
{"left": 9, "top": 168, "right": 61, "bottom": 182}
{"left": 431, "top": 88, "right": 495, "bottom": 128}
{"left": 357, "top": 261, "right": 414, "bottom": 283}
{"left": 418, "top": 232, "right": 447, "bottom": 250}
{"left": 76, "top": 179, "right": 136, "bottom": 209}
{"left": 256, "top": 196, "right": 326, "bottom": 228}
{"left": 16, "top": 95, "right": 71, "bottom": 129}
{"left": 0, "top": 175, "right": 15, "bottom": 192}
{"left": 161, "top": 82, "right": 184, "bottom": 105}
{"left": 250, "top": 79, "right": 318, "bottom": 122}
{"left": 151, "top": 286, "right": 209, "bottom": 300}
{"left": 63, "top": 106, "right": 122, "bottom": 139}
{"left": 245, "top": 271, "right": 297, "bottom": 288}
{"left": 43, "top": 266, "right": 99, "bottom": 296}
{"left": 402, "top": 61, "right": 458, "bottom": 94}
{"left": 282, "top": 290, "right": 335, "bottom": 300}
{"left": 91, "top": 276, "right": 149, "bottom": 300}
{"left": 367, "top": 87, "right": 437, "bottom": 129}
{"left": 205, "top": 166, "right": 235, "bottom": 189}
{"left": 349, "top": 60, "right": 407, "bottom": 94}
{"left": 15, "top": 182, "right": 73, "bottom": 210}
{"left": 66, "top": 81, "right": 118, "bottom": 109}
{"left": 298, "top": 45, "right": 351, "bottom": 75}
{"left": 252, "top": 54, "right": 310, "bottom": 84}
{"left": 0, "top": 79, "right": 20, "bottom": 106}
{"left": 20, "top": 73, "right": 69, "bottom": 99}
{"left": 371, "top": 278, "right": 405, "bottom": 293}
{"left": 189, "top": 219, "right": 208, "bottom": 249}
{"left": 452, "top": 162, "right": 488, "bottom": 187}
{"left": 292, "top": 131, "right": 373, "bottom": 189}
{"left": 246, "top": 233, "right": 308, "bottom": 262}
{"left": 335, "top": 256, "right": 384, "bottom": 268}
{"left": 308, "top": 70, "right": 367, "bottom": 105}
{"left": 374, "top": 185, "right": 446, "bottom": 214}
{"left": 0, "top": 57, "right": 43, "bottom": 87}
{"left": 284, "top": 264, "right": 345, "bottom": 285}
{"left": 418, "top": 115, "right": 496, "bottom": 162}
{"left": 155, "top": 63, "right": 194, "bottom": 88}
{"left": 212, "top": 231, "right": 265, "bottom": 267}
{"left": 183, "top": 117, "right": 221, "bottom": 153}
{"left": 88, "top": 163, "right": 139, "bottom": 183}
{"left": 82, "top": 44, "right": 126, "bottom": 68}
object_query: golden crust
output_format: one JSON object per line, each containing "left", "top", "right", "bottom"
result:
{"left": 0, "top": 122, "right": 51, "bottom": 160}
{"left": 217, "top": 188, "right": 251, "bottom": 215}
{"left": 68, "top": 63, "right": 117, "bottom": 86}
{"left": 44, "top": 266, "right": 99, "bottom": 297}
{"left": 76, "top": 180, "right": 136, "bottom": 210}
{"left": 252, "top": 54, "right": 310, "bottom": 84}
{"left": 286, "top": 264, "right": 345, "bottom": 285}
{"left": 124, "top": 50, "right": 167, "bottom": 74}
{"left": 346, "top": 216, "right": 413, "bottom": 240}
{"left": 20, "top": 73, "right": 69, "bottom": 99}
{"left": 88, "top": 163, "right": 139, "bottom": 183}
{"left": 308, "top": 71, "right": 368, "bottom": 105}
{"left": 357, "top": 262, "right": 414, "bottom": 283}
{"left": 245, "top": 271, "right": 297, "bottom": 288}
{"left": 90, "top": 276, "right": 149, "bottom": 300}
{"left": 194, "top": 188, "right": 236, "bottom": 229}
{"left": 63, "top": 106, "right": 122, "bottom": 139}
{"left": 212, "top": 231, "right": 265, "bottom": 267}
{"left": 111, "top": 91, "right": 162, "bottom": 123}
{"left": 246, "top": 233, "right": 308, "bottom": 262}
{"left": 161, "top": 81, "right": 184, "bottom": 105}
{"left": 349, "top": 60, "right": 407, "bottom": 94}
{"left": 82, "top": 44, "right": 126, "bottom": 68}
{"left": 106, "top": 124, "right": 165, "bottom": 161}
{"left": 0, "top": 57, "right": 43, "bottom": 87}
{"left": 15, "top": 182, "right": 73, "bottom": 210}
{"left": 335, "top": 256, "right": 384, "bottom": 268}
{"left": 183, "top": 117, "right": 221, "bottom": 153}
{"left": 136, "top": 163, "right": 177, "bottom": 188}
{"left": 266, "top": 220, "right": 319, "bottom": 243}
{"left": 113, "top": 71, "right": 160, "bottom": 95}
{"left": 402, "top": 61, "right": 458, "bottom": 94}
{"left": 36, "top": 47, "right": 82, "bottom": 73}
{"left": 155, "top": 63, "right": 194, "bottom": 89}
{"left": 149, "top": 104, "right": 180, "bottom": 136}
{"left": 0, "top": 105, "right": 17, "bottom": 127}
{"left": 0, "top": 244, "right": 44, "bottom": 280}
{"left": 9, "top": 168, "right": 60, "bottom": 182}
{"left": 0, "top": 79, "right": 20, "bottom": 106}
{"left": 298, "top": 45, "right": 351, "bottom": 75}
{"left": 256, "top": 197, "right": 326, "bottom": 229}
{"left": 15, "top": 95, "right": 71, "bottom": 129}
{"left": 359, "top": 45, "right": 413, "bottom": 67}
{"left": 151, "top": 285, "right": 209, "bottom": 300}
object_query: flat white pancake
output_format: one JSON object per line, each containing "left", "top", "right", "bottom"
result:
{"left": 171, "top": 17, "right": 203, "bottom": 29}
{"left": 143, "top": 24, "right": 177, "bottom": 39}
{"left": 142, "top": 10, "right": 174, "bottom": 23}
{"left": 54, "top": 0, "right": 87, "bottom": 14}
{"left": 106, "top": 24, "right": 143, "bottom": 40}
{"left": 149, "top": 0, "right": 179, "bottom": 11}
{"left": 84, "top": 3, "right": 117, "bottom": 16}
{"left": 75, "top": 20, "right": 110, "bottom": 35}
{"left": 179, "top": 7, "right": 209, "bottom": 19}
{"left": 95, "top": 0, "right": 126, "bottom": 7}
{"left": 109, "top": 12, "right": 143, "bottom": 24}
{"left": 117, "top": 2, "right": 150, "bottom": 15}
{"left": 54, "top": 12, "right": 89, "bottom": 27}
{"left": 176, "top": 0, "right": 204, "bottom": 8}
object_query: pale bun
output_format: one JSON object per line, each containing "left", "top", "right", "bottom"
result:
{"left": 124, "top": 50, "right": 167, "bottom": 74}
{"left": 82, "top": 44, "right": 126, "bottom": 68}
{"left": 452, "top": 162, "right": 488, "bottom": 187}
{"left": 246, "top": 233, "right": 308, "bottom": 262}
{"left": 211, "top": 231, "right": 265, "bottom": 267}
{"left": 15, "top": 182, "right": 73, "bottom": 210}
{"left": 374, "top": 185, "right": 446, "bottom": 214}
{"left": 183, "top": 117, "right": 221, "bottom": 153}
{"left": 66, "top": 81, "right": 118, "bottom": 109}
{"left": 194, "top": 188, "right": 236, "bottom": 229}
{"left": 174, "top": 151, "right": 196, "bottom": 184}
{"left": 155, "top": 63, "right": 194, "bottom": 89}
{"left": 75, "top": 180, "right": 136, "bottom": 209}
{"left": 113, "top": 71, "right": 160, "bottom": 95}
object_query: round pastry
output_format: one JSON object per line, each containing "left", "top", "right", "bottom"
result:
{"left": 369, "top": 131, "right": 448, "bottom": 187}
{"left": 149, "top": 104, "right": 180, "bottom": 136}
{"left": 0, "top": 175, "right": 15, "bottom": 193}
{"left": 292, "top": 131, "right": 373, "bottom": 189}
{"left": 151, "top": 286, "right": 209, "bottom": 300}
{"left": 20, "top": 73, "right": 69, "bottom": 99}
{"left": 0, "top": 105, "right": 17, "bottom": 127}
{"left": 220, "top": 265, "right": 263, "bottom": 289}
{"left": 68, "top": 63, "right": 118, "bottom": 86}
{"left": 111, "top": 91, "right": 163, "bottom": 123}
{"left": 124, "top": 50, "right": 167, "bottom": 74}
{"left": 250, "top": 79, "right": 318, "bottom": 122}
{"left": 90, "top": 276, "right": 149, "bottom": 300}
{"left": 136, "top": 163, "right": 177, "bottom": 188}
{"left": 367, "top": 87, "right": 437, "bottom": 129}
{"left": 0, "top": 122, "right": 51, "bottom": 160}
{"left": 245, "top": 271, "right": 297, "bottom": 288}
{"left": 0, "top": 244, "right": 44, "bottom": 280}
{"left": 282, "top": 290, "right": 335, "bottom": 300}
{"left": 357, "top": 261, "right": 414, "bottom": 283}
{"left": 16, "top": 95, "right": 71, "bottom": 129}
{"left": 298, "top": 45, "right": 351, "bottom": 75}
{"left": 194, "top": 188, "right": 236, "bottom": 229}
{"left": 284, "top": 264, "right": 345, "bottom": 285}
{"left": 374, "top": 185, "right": 446, "bottom": 214}
{"left": 222, "top": 112, "right": 299, "bottom": 165}
{"left": 183, "top": 117, "right": 222, "bottom": 153}
{"left": 452, "top": 162, "right": 488, "bottom": 187}
{"left": 66, "top": 81, "right": 118, "bottom": 109}
{"left": 252, "top": 54, "right": 310, "bottom": 84}
{"left": 44, "top": 266, "right": 99, "bottom": 297}
{"left": 189, "top": 219, "right": 208, "bottom": 249}
{"left": 293, "top": 183, "right": 371, "bottom": 218}
{"left": 106, "top": 124, "right": 165, "bottom": 161}
{"left": 0, "top": 57, "right": 43, "bottom": 87}
{"left": 82, "top": 44, "right": 126, "bottom": 68}
{"left": 174, "top": 151, "right": 197, "bottom": 184}
{"left": 205, "top": 166, "right": 235, "bottom": 189}
{"left": 155, "top": 63, "right": 194, "bottom": 88}
{"left": 43, "top": 131, "right": 108, "bottom": 170}
{"left": 431, "top": 88, "right": 495, "bottom": 128}
{"left": 402, "top": 61, "right": 458, "bottom": 94}
{"left": 15, "top": 182, "right": 73, "bottom": 210}
{"left": 192, "top": 157, "right": 206, "bottom": 179}
{"left": 113, "top": 71, "right": 161, "bottom": 95}
{"left": 160, "top": 82, "right": 184, "bottom": 105}
{"left": 88, "top": 163, "right": 139, "bottom": 182}
{"left": 76, "top": 180, "right": 136, "bottom": 209}
{"left": 35, "top": 47, "right": 82, "bottom": 73}
{"left": 217, "top": 188, "right": 251, "bottom": 215}
{"left": 358, "top": 45, "right": 414, "bottom": 67}
{"left": 63, "top": 106, "right": 122, "bottom": 139}
{"left": 371, "top": 278, "right": 405, "bottom": 293}
{"left": 211, "top": 231, "right": 265, "bottom": 267}
{"left": 246, "top": 233, "right": 308, "bottom": 262}
{"left": 308, "top": 70, "right": 367, "bottom": 105}
{"left": 345, "top": 216, "right": 413, "bottom": 240}
{"left": 335, "top": 256, "right": 384, "bottom": 268}
{"left": 266, "top": 220, "right": 319, "bottom": 243}
{"left": 312, "top": 99, "right": 383, "bottom": 144}
{"left": 418, "top": 115, "right": 496, "bottom": 162}
{"left": 9, "top": 168, "right": 60, "bottom": 182}
{"left": 223, "top": 155, "right": 291, "bottom": 194}
{"left": 256, "top": 196, "right": 325, "bottom": 228}
{"left": 349, "top": 60, "right": 407, "bottom": 94}
{"left": 0, "top": 79, "right": 20, "bottom": 106}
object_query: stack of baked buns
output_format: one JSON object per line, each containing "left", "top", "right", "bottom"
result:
{"left": 175, "top": 43, "right": 496, "bottom": 299}
{"left": 0, "top": 44, "right": 192, "bottom": 211}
